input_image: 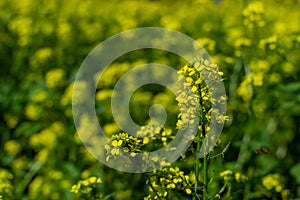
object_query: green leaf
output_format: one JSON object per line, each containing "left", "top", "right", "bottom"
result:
{"left": 290, "top": 163, "right": 300, "bottom": 184}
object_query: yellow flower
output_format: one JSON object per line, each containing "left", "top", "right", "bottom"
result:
{"left": 186, "top": 188, "right": 192, "bottom": 195}
{"left": 4, "top": 140, "right": 21, "bottom": 156}
{"left": 29, "top": 128, "right": 56, "bottom": 148}
{"left": 70, "top": 184, "right": 80, "bottom": 193}
{"left": 70, "top": 176, "right": 102, "bottom": 194}
{"left": 35, "top": 149, "right": 50, "bottom": 163}
{"left": 61, "top": 83, "right": 74, "bottom": 106}
{"left": 262, "top": 174, "right": 285, "bottom": 192}
{"left": 160, "top": 160, "right": 170, "bottom": 166}
{"left": 96, "top": 89, "right": 113, "bottom": 101}
{"left": 4, "top": 114, "right": 19, "bottom": 128}
{"left": 32, "top": 91, "right": 48, "bottom": 102}
{"left": 25, "top": 104, "right": 42, "bottom": 120}
{"left": 112, "top": 140, "right": 123, "bottom": 147}
{"left": 220, "top": 170, "right": 233, "bottom": 177}
{"left": 252, "top": 73, "right": 264, "bottom": 87}
{"left": 34, "top": 48, "right": 53, "bottom": 64}
{"left": 184, "top": 175, "right": 189, "bottom": 181}
{"left": 50, "top": 121, "right": 65, "bottom": 136}
{"left": 89, "top": 177, "right": 97, "bottom": 184}
{"left": 234, "top": 172, "right": 248, "bottom": 182}
{"left": 57, "top": 20, "right": 72, "bottom": 41}
{"left": 167, "top": 183, "right": 175, "bottom": 189}
{"left": 234, "top": 38, "right": 251, "bottom": 48}
{"left": 196, "top": 38, "right": 216, "bottom": 53}
{"left": 282, "top": 62, "right": 295, "bottom": 74}
{"left": 82, "top": 180, "right": 89, "bottom": 186}
{"left": 186, "top": 77, "right": 194, "bottom": 84}
{"left": 151, "top": 156, "right": 159, "bottom": 162}
{"left": 29, "top": 176, "right": 43, "bottom": 195}
{"left": 111, "top": 148, "right": 120, "bottom": 155}
{"left": 12, "top": 157, "right": 27, "bottom": 171}
{"left": 45, "top": 68, "right": 66, "bottom": 90}
{"left": 281, "top": 189, "right": 290, "bottom": 200}
{"left": 49, "top": 170, "right": 63, "bottom": 180}
{"left": 192, "top": 86, "right": 198, "bottom": 92}
{"left": 143, "top": 137, "right": 150, "bottom": 144}
{"left": 237, "top": 77, "right": 253, "bottom": 101}
{"left": 269, "top": 73, "right": 282, "bottom": 83}
{"left": 242, "top": 1, "right": 265, "bottom": 28}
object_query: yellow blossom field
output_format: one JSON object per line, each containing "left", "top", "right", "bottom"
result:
{"left": 0, "top": 0, "right": 300, "bottom": 199}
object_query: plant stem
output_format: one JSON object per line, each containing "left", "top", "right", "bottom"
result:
{"left": 194, "top": 83, "right": 209, "bottom": 200}
{"left": 203, "top": 153, "right": 208, "bottom": 200}
{"left": 194, "top": 130, "right": 201, "bottom": 200}
{"left": 199, "top": 84, "right": 208, "bottom": 200}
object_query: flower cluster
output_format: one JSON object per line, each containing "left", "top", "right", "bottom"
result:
{"left": 29, "top": 121, "right": 65, "bottom": 163}
{"left": 220, "top": 170, "right": 248, "bottom": 183}
{"left": 70, "top": 176, "right": 104, "bottom": 200}
{"left": 217, "top": 169, "right": 248, "bottom": 198}
{"left": 144, "top": 166, "right": 192, "bottom": 199}
{"left": 4, "top": 140, "right": 21, "bottom": 157}
{"left": 237, "top": 59, "right": 271, "bottom": 101}
{"left": 0, "top": 169, "right": 13, "bottom": 199}
{"left": 45, "top": 68, "right": 66, "bottom": 90}
{"left": 105, "top": 124, "right": 174, "bottom": 162}
{"left": 262, "top": 173, "right": 290, "bottom": 200}
{"left": 242, "top": 1, "right": 265, "bottom": 29}
{"left": 262, "top": 173, "right": 285, "bottom": 192}
{"left": 70, "top": 176, "right": 102, "bottom": 194}
{"left": 177, "top": 58, "right": 227, "bottom": 148}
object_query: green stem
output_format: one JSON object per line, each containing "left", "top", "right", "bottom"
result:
{"left": 194, "top": 83, "right": 209, "bottom": 200}
{"left": 194, "top": 130, "right": 201, "bottom": 199}
{"left": 226, "top": 183, "right": 232, "bottom": 199}
{"left": 199, "top": 85, "right": 208, "bottom": 200}
{"left": 203, "top": 154, "right": 208, "bottom": 200}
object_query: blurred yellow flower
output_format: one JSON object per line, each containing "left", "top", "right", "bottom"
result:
{"left": 30, "top": 128, "right": 56, "bottom": 148}
{"left": 34, "top": 48, "right": 53, "bottom": 64}
{"left": 0, "top": 169, "right": 13, "bottom": 197}
{"left": 111, "top": 148, "right": 120, "bottom": 155}
{"left": 196, "top": 38, "right": 216, "bottom": 53}
{"left": 12, "top": 157, "right": 28, "bottom": 171}
{"left": 29, "top": 176, "right": 43, "bottom": 195}
{"left": 237, "top": 76, "right": 253, "bottom": 101}
{"left": 4, "top": 114, "right": 19, "bottom": 128}
{"left": 282, "top": 62, "right": 295, "bottom": 74}
{"left": 24, "top": 104, "right": 42, "bottom": 121}
{"left": 4, "top": 140, "right": 21, "bottom": 156}
{"left": 32, "top": 91, "right": 48, "bottom": 102}
{"left": 269, "top": 73, "right": 282, "bottom": 84}
{"left": 262, "top": 174, "right": 285, "bottom": 192}
{"left": 220, "top": 170, "right": 233, "bottom": 177}
{"left": 57, "top": 20, "right": 72, "bottom": 41}
{"left": 35, "top": 149, "right": 50, "bottom": 163}
{"left": 103, "top": 123, "right": 120, "bottom": 136}
{"left": 45, "top": 68, "right": 66, "bottom": 90}
{"left": 70, "top": 176, "right": 102, "bottom": 194}
{"left": 234, "top": 172, "right": 248, "bottom": 182}
{"left": 252, "top": 73, "right": 264, "bottom": 87}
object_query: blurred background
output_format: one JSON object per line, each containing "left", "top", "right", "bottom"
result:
{"left": 0, "top": 0, "right": 299, "bottom": 199}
